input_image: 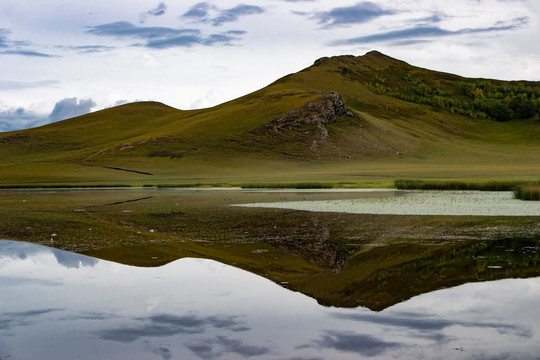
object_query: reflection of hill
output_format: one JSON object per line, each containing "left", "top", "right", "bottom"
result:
{"left": 35, "top": 234, "right": 540, "bottom": 311}
{"left": 300, "top": 237, "right": 540, "bottom": 311}
{"left": 3, "top": 232, "right": 540, "bottom": 311}
{"left": 2, "top": 189, "right": 540, "bottom": 311}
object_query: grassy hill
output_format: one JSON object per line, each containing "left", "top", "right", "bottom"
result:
{"left": 1, "top": 51, "right": 539, "bottom": 187}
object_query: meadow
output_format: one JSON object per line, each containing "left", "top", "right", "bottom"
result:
{"left": 0, "top": 52, "right": 539, "bottom": 188}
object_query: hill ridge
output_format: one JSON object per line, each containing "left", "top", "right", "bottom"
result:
{"left": 0, "top": 51, "right": 539, "bottom": 186}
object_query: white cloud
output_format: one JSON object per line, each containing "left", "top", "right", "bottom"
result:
{"left": 49, "top": 98, "right": 96, "bottom": 122}
{"left": 0, "top": 106, "right": 48, "bottom": 132}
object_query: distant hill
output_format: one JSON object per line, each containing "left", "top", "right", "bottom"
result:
{"left": 1, "top": 51, "right": 539, "bottom": 186}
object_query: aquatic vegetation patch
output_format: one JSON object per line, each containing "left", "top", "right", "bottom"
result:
{"left": 238, "top": 191, "right": 540, "bottom": 216}
{"left": 240, "top": 182, "right": 335, "bottom": 189}
{"left": 514, "top": 185, "right": 540, "bottom": 201}
{"left": 394, "top": 179, "right": 536, "bottom": 192}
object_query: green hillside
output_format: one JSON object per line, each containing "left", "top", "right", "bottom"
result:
{"left": 1, "top": 51, "right": 539, "bottom": 186}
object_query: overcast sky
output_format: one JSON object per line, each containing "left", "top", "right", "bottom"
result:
{"left": 1, "top": 0, "right": 539, "bottom": 131}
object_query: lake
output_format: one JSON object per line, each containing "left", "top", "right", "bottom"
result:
{"left": 1, "top": 188, "right": 540, "bottom": 359}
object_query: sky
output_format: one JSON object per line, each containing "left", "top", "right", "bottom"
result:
{"left": 0, "top": 0, "right": 539, "bottom": 132}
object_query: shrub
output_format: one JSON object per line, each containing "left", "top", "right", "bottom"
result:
{"left": 514, "top": 185, "right": 540, "bottom": 201}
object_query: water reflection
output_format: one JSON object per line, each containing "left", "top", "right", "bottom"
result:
{"left": 1, "top": 239, "right": 540, "bottom": 359}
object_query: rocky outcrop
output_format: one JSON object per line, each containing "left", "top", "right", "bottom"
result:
{"left": 263, "top": 91, "right": 353, "bottom": 139}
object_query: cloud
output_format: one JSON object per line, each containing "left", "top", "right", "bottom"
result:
{"left": 0, "top": 28, "right": 9, "bottom": 47}
{"left": 182, "top": 3, "right": 265, "bottom": 26}
{"left": 314, "top": 2, "right": 396, "bottom": 27}
{"left": 415, "top": 13, "right": 447, "bottom": 24}
{"left": 87, "top": 21, "right": 199, "bottom": 40}
{"left": 0, "top": 50, "right": 56, "bottom": 57}
{"left": 60, "top": 45, "right": 115, "bottom": 54}
{"left": 332, "top": 18, "right": 529, "bottom": 45}
{"left": 212, "top": 5, "right": 265, "bottom": 26}
{"left": 145, "top": 32, "right": 240, "bottom": 48}
{"left": 183, "top": 2, "right": 214, "bottom": 19}
{"left": 147, "top": 2, "right": 168, "bottom": 16}
{"left": 0, "top": 107, "right": 48, "bottom": 132}
{"left": 0, "top": 28, "right": 56, "bottom": 57}
{"left": 0, "top": 80, "right": 59, "bottom": 91}
{"left": 314, "top": 331, "right": 401, "bottom": 356}
{"left": 145, "top": 35, "right": 203, "bottom": 48}
{"left": 87, "top": 21, "right": 244, "bottom": 48}
{"left": 49, "top": 98, "right": 96, "bottom": 122}
{"left": 140, "top": 2, "right": 168, "bottom": 23}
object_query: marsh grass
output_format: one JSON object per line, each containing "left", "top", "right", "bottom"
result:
{"left": 394, "top": 179, "right": 536, "bottom": 192}
{"left": 0, "top": 184, "right": 133, "bottom": 189}
{"left": 240, "top": 182, "right": 335, "bottom": 189}
{"left": 514, "top": 185, "right": 540, "bottom": 201}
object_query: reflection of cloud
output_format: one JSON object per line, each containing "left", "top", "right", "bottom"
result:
{"left": 96, "top": 314, "right": 249, "bottom": 343}
{"left": 313, "top": 2, "right": 395, "bottom": 27}
{"left": 144, "top": 341, "right": 172, "bottom": 360}
{"left": 332, "top": 17, "right": 529, "bottom": 45}
{"left": 187, "top": 336, "right": 270, "bottom": 359}
{"left": 331, "top": 312, "right": 533, "bottom": 339}
{"left": 77, "top": 311, "right": 117, "bottom": 321}
{"left": 0, "top": 240, "right": 98, "bottom": 269}
{"left": 0, "top": 276, "right": 62, "bottom": 288}
{"left": 314, "top": 330, "right": 401, "bottom": 356}
{"left": 0, "top": 309, "right": 62, "bottom": 331}
{"left": 52, "top": 250, "right": 98, "bottom": 269}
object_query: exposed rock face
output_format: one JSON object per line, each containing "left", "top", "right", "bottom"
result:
{"left": 264, "top": 91, "right": 353, "bottom": 139}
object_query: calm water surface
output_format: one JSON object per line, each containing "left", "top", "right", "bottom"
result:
{"left": 1, "top": 239, "right": 539, "bottom": 360}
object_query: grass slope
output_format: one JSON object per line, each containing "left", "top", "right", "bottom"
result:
{"left": 1, "top": 51, "right": 539, "bottom": 186}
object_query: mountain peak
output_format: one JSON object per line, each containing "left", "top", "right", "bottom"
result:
{"left": 312, "top": 50, "right": 405, "bottom": 68}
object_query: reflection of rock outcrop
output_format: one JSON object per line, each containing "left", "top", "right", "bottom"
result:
{"left": 260, "top": 217, "right": 354, "bottom": 272}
